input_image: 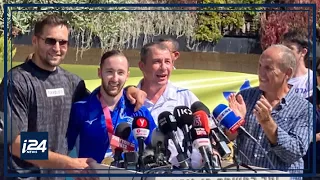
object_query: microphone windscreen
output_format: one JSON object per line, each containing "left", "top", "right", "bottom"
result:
{"left": 190, "top": 127, "right": 209, "bottom": 141}
{"left": 173, "top": 106, "right": 193, "bottom": 128}
{"left": 143, "top": 148, "right": 155, "bottom": 157}
{"left": 191, "top": 101, "right": 210, "bottom": 115}
{"left": 132, "top": 116, "right": 150, "bottom": 139}
{"left": 123, "top": 151, "right": 138, "bottom": 163}
{"left": 115, "top": 122, "right": 131, "bottom": 140}
{"left": 157, "top": 111, "right": 177, "bottom": 134}
{"left": 151, "top": 128, "right": 166, "bottom": 149}
{"left": 193, "top": 110, "right": 211, "bottom": 134}
{"left": 212, "top": 104, "right": 244, "bottom": 133}
{"left": 190, "top": 127, "right": 211, "bottom": 149}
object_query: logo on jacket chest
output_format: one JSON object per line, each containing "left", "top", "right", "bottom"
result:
{"left": 119, "top": 108, "right": 133, "bottom": 125}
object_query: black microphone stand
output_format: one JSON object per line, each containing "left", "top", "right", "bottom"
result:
{"left": 182, "top": 139, "right": 189, "bottom": 157}
{"left": 137, "top": 137, "right": 145, "bottom": 172}
{"left": 222, "top": 147, "right": 257, "bottom": 173}
{"left": 182, "top": 128, "right": 192, "bottom": 156}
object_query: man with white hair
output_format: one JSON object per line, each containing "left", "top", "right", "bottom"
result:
{"left": 227, "top": 44, "right": 313, "bottom": 180}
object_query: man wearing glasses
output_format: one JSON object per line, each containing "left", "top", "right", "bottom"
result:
{"left": 0, "top": 14, "right": 145, "bottom": 180}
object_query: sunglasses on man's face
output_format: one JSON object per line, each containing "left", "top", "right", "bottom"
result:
{"left": 38, "top": 36, "right": 68, "bottom": 46}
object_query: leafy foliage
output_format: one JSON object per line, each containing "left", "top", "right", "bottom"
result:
{"left": 0, "top": 35, "right": 17, "bottom": 62}
{"left": 260, "top": 0, "right": 320, "bottom": 50}
{"left": 4, "top": 0, "right": 318, "bottom": 59}
{"left": 0, "top": 0, "right": 197, "bottom": 60}
{"left": 195, "top": 0, "right": 264, "bottom": 43}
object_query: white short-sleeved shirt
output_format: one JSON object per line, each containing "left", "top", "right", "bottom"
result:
{"left": 137, "top": 80, "right": 203, "bottom": 168}
{"left": 288, "top": 70, "right": 313, "bottom": 99}
{"left": 137, "top": 81, "right": 199, "bottom": 123}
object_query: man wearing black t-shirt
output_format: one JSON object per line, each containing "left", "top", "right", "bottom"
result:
{"left": 0, "top": 14, "right": 146, "bottom": 180}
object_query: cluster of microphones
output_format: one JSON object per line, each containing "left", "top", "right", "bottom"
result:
{"left": 107, "top": 101, "right": 275, "bottom": 174}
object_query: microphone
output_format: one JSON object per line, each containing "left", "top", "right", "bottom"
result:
{"left": 173, "top": 106, "right": 193, "bottom": 154}
{"left": 189, "top": 127, "right": 214, "bottom": 173}
{"left": 212, "top": 104, "right": 251, "bottom": 138}
{"left": 151, "top": 128, "right": 169, "bottom": 166}
{"left": 191, "top": 101, "right": 233, "bottom": 146}
{"left": 212, "top": 104, "right": 276, "bottom": 169}
{"left": 142, "top": 148, "right": 156, "bottom": 169}
{"left": 191, "top": 101, "right": 253, "bottom": 164}
{"left": 191, "top": 101, "right": 211, "bottom": 115}
{"left": 193, "top": 110, "right": 231, "bottom": 159}
{"left": 132, "top": 116, "right": 150, "bottom": 171}
{"left": 112, "top": 122, "right": 132, "bottom": 165}
{"left": 158, "top": 111, "right": 189, "bottom": 169}
{"left": 109, "top": 134, "right": 135, "bottom": 151}
{"left": 123, "top": 151, "right": 138, "bottom": 170}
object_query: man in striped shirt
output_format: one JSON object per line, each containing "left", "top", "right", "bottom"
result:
{"left": 227, "top": 44, "right": 313, "bottom": 180}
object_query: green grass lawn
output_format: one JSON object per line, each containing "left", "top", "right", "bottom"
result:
{"left": 0, "top": 61, "right": 259, "bottom": 110}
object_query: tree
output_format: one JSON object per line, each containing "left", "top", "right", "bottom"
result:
{"left": 195, "top": 0, "right": 264, "bottom": 43}
{"left": 0, "top": 0, "right": 198, "bottom": 61}
{"left": 260, "top": 0, "right": 320, "bottom": 50}
{"left": 0, "top": 35, "right": 17, "bottom": 62}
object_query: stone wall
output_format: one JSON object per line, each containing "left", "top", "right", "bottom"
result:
{"left": 13, "top": 44, "right": 260, "bottom": 74}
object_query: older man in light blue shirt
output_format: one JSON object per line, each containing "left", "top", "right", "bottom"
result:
{"left": 228, "top": 44, "right": 313, "bottom": 180}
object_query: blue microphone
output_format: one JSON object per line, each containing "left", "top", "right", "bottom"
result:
{"left": 212, "top": 104, "right": 245, "bottom": 134}
{"left": 212, "top": 104, "right": 275, "bottom": 169}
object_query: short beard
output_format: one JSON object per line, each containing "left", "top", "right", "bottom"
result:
{"left": 38, "top": 52, "right": 63, "bottom": 69}
{"left": 102, "top": 83, "right": 125, "bottom": 97}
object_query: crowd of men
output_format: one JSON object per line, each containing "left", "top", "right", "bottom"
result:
{"left": 0, "top": 13, "right": 319, "bottom": 180}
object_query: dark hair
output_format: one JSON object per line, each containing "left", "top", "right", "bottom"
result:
{"left": 281, "top": 28, "right": 312, "bottom": 61}
{"left": 158, "top": 37, "right": 179, "bottom": 52}
{"left": 140, "top": 42, "right": 169, "bottom": 63}
{"left": 100, "top": 50, "right": 128, "bottom": 67}
{"left": 34, "top": 13, "right": 70, "bottom": 36}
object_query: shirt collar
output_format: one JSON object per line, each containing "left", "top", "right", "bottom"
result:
{"left": 281, "top": 87, "right": 296, "bottom": 106}
{"left": 259, "top": 86, "right": 295, "bottom": 111}
{"left": 137, "top": 79, "right": 177, "bottom": 101}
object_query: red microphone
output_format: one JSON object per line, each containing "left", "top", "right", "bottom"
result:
{"left": 109, "top": 133, "right": 135, "bottom": 151}
{"left": 193, "top": 110, "right": 232, "bottom": 159}
{"left": 109, "top": 122, "right": 135, "bottom": 165}
{"left": 193, "top": 110, "right": 211, "bottom": 134}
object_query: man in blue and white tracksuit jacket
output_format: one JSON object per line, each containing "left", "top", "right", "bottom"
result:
{"left": 67, "top": 87, "right": 156, "bottom": 163}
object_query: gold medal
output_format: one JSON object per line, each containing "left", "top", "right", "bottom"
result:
{"left": 101, "top": 157, "right": 114, "bottom": 165}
